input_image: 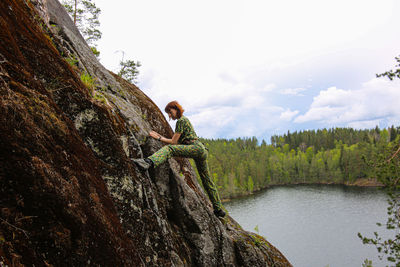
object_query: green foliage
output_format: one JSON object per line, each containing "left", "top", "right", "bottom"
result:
{"left": 247, "top": 176, "right": 254, "bottom": 192}
{"left": 249, "top": 233, "right": 269, "bottom": 248}
{"left": 201, "top": 126, "right": 400, "bottom": 199}
{"left": 270, "top": 127, "right": 394, "bottom": 152}
{"left": 358, "top": 190, "right": 400, "bottom": 265}
{"left": 90, "top": 46, "right": 100, "bottom": 58}
{"left": 93, "top": 91, "right": 107, "bottom": 104}
{"left": 44, "top": 33, "right": 56, "bottom": 48}
{"left": 61, "top": 0, "right": 102, "bottom": 48}
{"left": 80, "top": 0, "right": 102, "bottom": 44}
{"left": 362, "top": 259, "right": 373, "bottom": 267}
{"left": 80, "top": 71, "right": 96, "bottom": 95}
{"left": 357, "top": 58, "right": 400, "bottom": 266}
{"left": 370, "top": 139, "right": 400, "bottom": 187}
{"left": 358, "top": 140, "right": 400, "bottom": 266}
{"left": 117, "top": 52, "right": 141, "bottom": 83}
{"left": 65, "top": 55, "right": 79, "bottom": 67}
{"left": 376, "top": 56, "right": 400, "bottom": 81}
{"left": 254, "top": 225, "right": 259, "bottom": 234}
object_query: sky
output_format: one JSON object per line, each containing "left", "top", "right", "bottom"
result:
{"left": 95, "top": 0, "right": 400, "bottom": 142}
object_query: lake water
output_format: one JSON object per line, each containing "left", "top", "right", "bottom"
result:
{"left": 225, "top": 185, "right": 390, "bottom": 267}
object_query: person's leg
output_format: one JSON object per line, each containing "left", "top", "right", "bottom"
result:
{"left": 194, "top": 157, "right": 224, "bottom": 212}
{"left": 147, "top": 145, "right": 173, "bottom": 167}
{"left": 148, "top": 144, "right": 204, "bottom": 167}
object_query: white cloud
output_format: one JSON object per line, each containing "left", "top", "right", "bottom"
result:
{"left": 280, "top": 109, "right": 300, "bottom": 121}
{"left": 308, "top": 87, "right": 352, "bottom": 108}
{"left": 166, "top": 80, "right": 283, "bottom": 138}
{"left": 347, "top": 119, "right": 382, "bottom": 129}
{"left": 94, "top": 0, "right": 400, "bottom": 139}
{"left": 280, "top": 88, "right": 306, "bottom": 96}
{"left": 294, "top": 78, "right": 400, "bottom": 127}
{"left": 180, "top": 104, "right": 286, "bottom": 139}
{"left": 98, "top": 0, "right": 398, "bottom": 73}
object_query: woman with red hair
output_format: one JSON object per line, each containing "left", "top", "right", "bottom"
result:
{"left": 133, "top": 101, "right": 226, "bottom": 217}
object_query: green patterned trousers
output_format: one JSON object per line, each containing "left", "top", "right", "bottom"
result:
{"left": 148, "top": 141, "right": 223, "bottom": 210}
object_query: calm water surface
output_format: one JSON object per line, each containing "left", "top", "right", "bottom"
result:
{"left": 225, "top": 185, "right": 390, "bottom": 267}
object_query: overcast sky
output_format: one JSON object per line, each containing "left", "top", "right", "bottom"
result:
{"left": 95, "top": 0, "right": 400, "bottom": 142}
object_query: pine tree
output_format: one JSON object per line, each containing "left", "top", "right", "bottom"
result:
{"left": 117, "top": 51, "right": 141, "bottom": 83}
{"left": 61, "top": 0, "right": 102, "bottom": 56}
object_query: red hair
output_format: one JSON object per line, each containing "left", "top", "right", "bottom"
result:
{"left": 164, "top": 101, "right": 184, "bottom": 118}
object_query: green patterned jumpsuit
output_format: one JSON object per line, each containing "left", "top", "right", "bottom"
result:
{"left": 148, "top": 115, "right": 223, "bottom": 211}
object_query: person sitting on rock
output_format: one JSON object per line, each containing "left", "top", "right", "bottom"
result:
{"left": 133, "top": 100, "right": 226, "bottom": 218}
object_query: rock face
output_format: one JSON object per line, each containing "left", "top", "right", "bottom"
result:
{"left": 0, "top": 0, "right": 292, "bottom": 266}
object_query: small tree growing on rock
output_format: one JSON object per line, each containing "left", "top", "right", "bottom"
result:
{"left": 116, "top": 51, "right": 141, "bottom": 84}
{"left": 61, "top": 0, "right": 102, "bottom": 57}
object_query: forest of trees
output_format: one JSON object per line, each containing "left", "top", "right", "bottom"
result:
{"left": 194, "top": 126, "right": 400, "bottom": 200}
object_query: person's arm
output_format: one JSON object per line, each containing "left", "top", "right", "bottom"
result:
{"left": 149, "top": 130, "right": 181, "bottom": 145}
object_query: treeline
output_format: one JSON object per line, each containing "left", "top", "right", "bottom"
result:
{"left": 271, "top": 126, "right": 399, "bottom": 151}
{"left": 196, "top": 126, "right": 400, "bottom": 200}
